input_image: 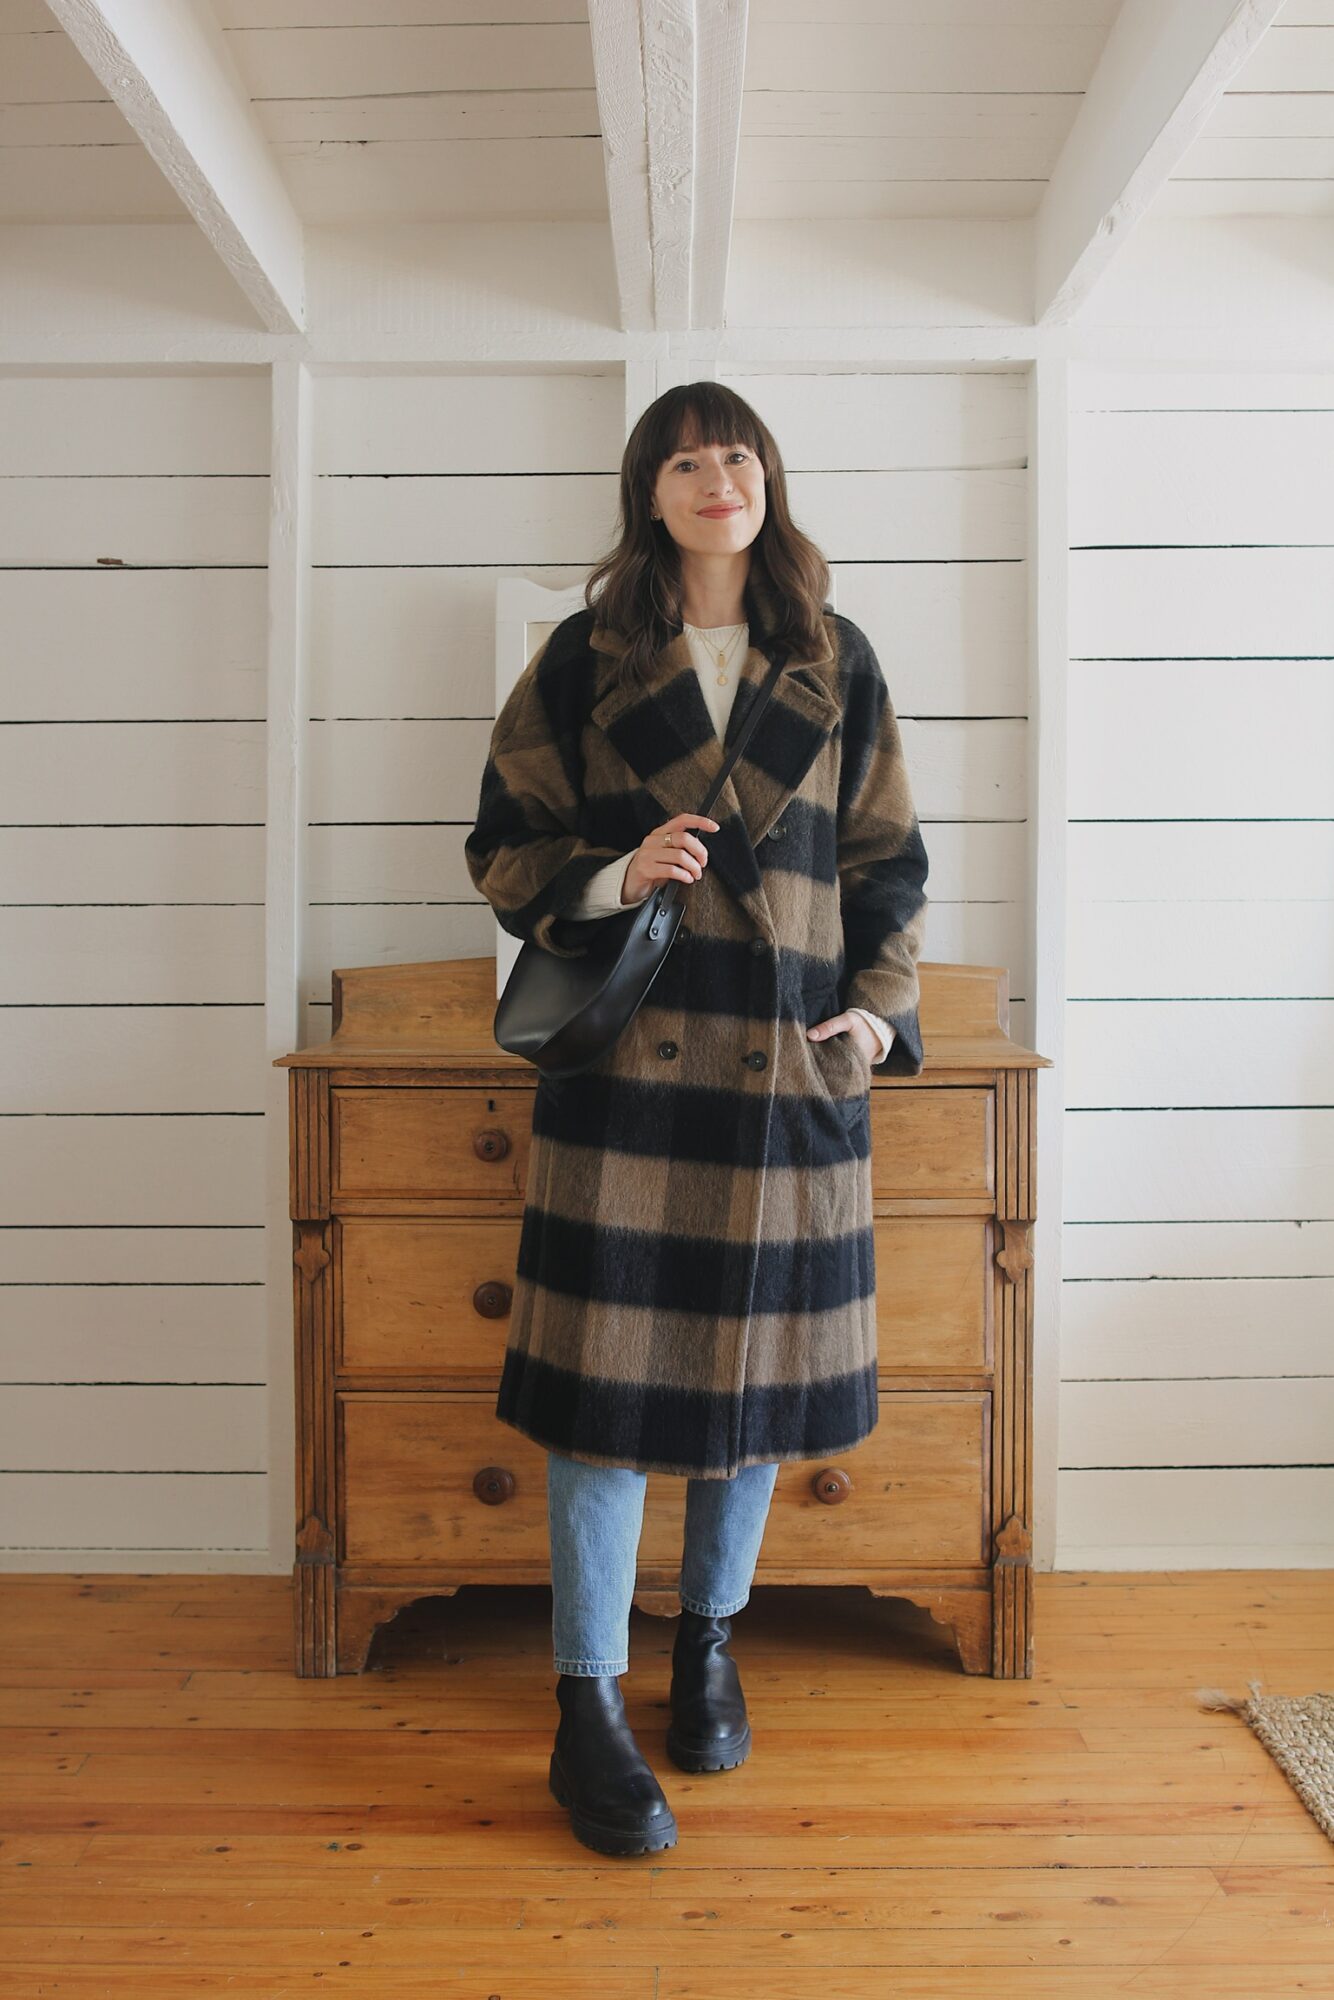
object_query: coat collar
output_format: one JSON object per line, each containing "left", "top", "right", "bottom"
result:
{"left": 587, "top": 571, "right": 842, "bottom": 936}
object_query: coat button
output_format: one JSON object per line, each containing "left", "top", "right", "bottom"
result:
{"left": 748, "top": 936, "right": 768, "bottom": 956}
{"left": 744, "top": 1049, "right": 767, "bottom": 1070}
{"left": 658, "top": 1039, "right": 678, "bottom": 1059}
{"left": 767, "top": 820, "right": 786, "bottom": 840}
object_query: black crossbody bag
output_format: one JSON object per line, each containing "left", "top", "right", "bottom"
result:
{"left": 493, "top": 647, "right": 788, "bottom": 1079}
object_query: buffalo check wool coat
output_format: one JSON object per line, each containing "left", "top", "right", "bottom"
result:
{"left": 464, "top": 572, "right": 929, "bottom": 1478}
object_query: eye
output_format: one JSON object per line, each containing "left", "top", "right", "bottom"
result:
{"left": 673, "top": 451, "right": 749, "bottom": 469}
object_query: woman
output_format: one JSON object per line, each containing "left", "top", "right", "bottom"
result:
{"left": 465, "top": 381, "right": 929, "bottom": 1858}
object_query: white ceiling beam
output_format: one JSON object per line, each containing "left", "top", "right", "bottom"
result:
{"left": 1034, "top": 0, "right": 1286, "bottom": 325}
{"left": 588, "top": 0, "right": 747, "bottom": 333}
{"left": 44, "top": 0, "right": 306, "bottom": 334}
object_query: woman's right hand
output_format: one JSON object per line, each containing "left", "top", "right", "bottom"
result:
{"left": 622, "top": 813, "right": 721, "bottom": 903}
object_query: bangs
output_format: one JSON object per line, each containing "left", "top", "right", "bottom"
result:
{"left": 654, "top": 386, "right": 765, "bottom": 464}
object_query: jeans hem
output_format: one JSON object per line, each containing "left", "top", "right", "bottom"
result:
{"left": 678, "top": 1592, "right": 749, "bottom": 1618}
{"left": 554, "top": 1658, "right": 628, "bottom": 1676}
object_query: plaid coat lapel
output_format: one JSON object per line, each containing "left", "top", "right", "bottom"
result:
{"left": 587, "top": 618, "right": 842, "bottom": 935}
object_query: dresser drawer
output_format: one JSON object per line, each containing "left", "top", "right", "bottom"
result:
{"left": 339, "top": 1393, "right": 552, "bottom": 1566}
{"left": 332, "top": 1087, "right": 534, "bottom": 1203}
{"left": 638, "top": 1391, "right": 990, "bottom": 1570}
{"left": 335, "top": 1217, "right": 521, "bottom": 1376}
{"left": 868, "top": 1087, "right": 993, "bottom": 1202}
{"left": 874, "top": 1217, "right": 992, "bottom": 1373}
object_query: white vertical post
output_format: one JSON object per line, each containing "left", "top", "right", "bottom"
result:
{"left": 1028, "top": 344, "right": 1071, "bottom": 1572}
{"left": 264, "top": 359, "right": 314, "bottom": 1572}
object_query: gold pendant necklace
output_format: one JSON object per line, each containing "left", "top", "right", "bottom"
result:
{"left": 686, "top": 621, "right": 747, "bottom": 686}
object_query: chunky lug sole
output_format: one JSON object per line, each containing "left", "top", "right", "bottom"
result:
{"left": 664, "top": 1718, "right": 752, "bottom": 1773}
{"left": 548, "top": 1748, "right": 678, "bottom": 1856}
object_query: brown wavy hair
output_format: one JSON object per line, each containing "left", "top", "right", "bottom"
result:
{"left": 584, "top": 381, "right": 833, "bottom": 683}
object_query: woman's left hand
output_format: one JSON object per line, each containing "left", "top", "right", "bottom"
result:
{"left": 807, "top": 1011, "right": 880, "bottom": 1062}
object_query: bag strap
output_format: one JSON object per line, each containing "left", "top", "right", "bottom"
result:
{"left": 696, "top": 648, "right": 788, "bottom": 815}
{"left": 652, "top": 647, "right": 790, "bottom": 915}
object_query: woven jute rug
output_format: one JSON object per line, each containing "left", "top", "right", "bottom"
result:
{"left": 1197, "top": 1681, "right": 1334, "bottom": 1842}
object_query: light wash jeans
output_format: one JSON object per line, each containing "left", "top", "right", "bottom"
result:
{"left": 546, "top": 1449, "right": 781, "bottom": 1676}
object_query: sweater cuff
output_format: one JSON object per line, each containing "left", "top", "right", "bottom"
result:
{"left": 849, "top": 1005, "right": 896, "bottom": 1065}
{"left": 566, "top": 851, "right": 642, "bottom": 918}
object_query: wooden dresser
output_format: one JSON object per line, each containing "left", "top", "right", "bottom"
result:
{"left": 273, "top": 957, "right": 1050, "bottom": 1680}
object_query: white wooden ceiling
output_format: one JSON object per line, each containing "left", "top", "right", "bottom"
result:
{"left": 2, "top": 0, "right": 1328, "bottom": 328}
{"left": 5, "top": 0, "right": 1332, "bottom": 226}
{"left": 1159, "top": 0, "right": 1334, "bottom": 215}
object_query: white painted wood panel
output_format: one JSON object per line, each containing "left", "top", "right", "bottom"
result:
{"left": 1071, "top": 368, "right": 1334, "bottom": 409}
{"left": 0, "top": 1387, "right": 266, "bottom": 1473}
{"left": 1, "top": 724, "right": 266, "bottom": 825}
{"left": 735, "top": 166, "right": 1049, "bottom": 225}
{"left": 2, "top": 910, "right": 264, "bottom": 1005}
{"left": 2, "top": 1008, "right": 266, "bottom": 1113}
{"left": 0, "top": 572, "right": 266, "bottom": 722}
{"left": 1065, "top": 1108, "right": 1334, "bottom": 1223}
{"left": 0, "top": 1225, "right": 264, "bottom": 1284}
{"left": 0, "top": 374, "right": 268, "bottom": 473}
{"left": 1062, "top": 1274, "right": 1334, "bottom": 1379}
{"left": 0, "top": 479, "right": 268, "bottom": 566}
{"left": 1, "top": 1116, "right": 267, "bottom": 1228}
{"left": 1058, "top": 1468, "right": 1334, "bottom": 1566}
{"left": 312, "top": 472, "right": 614, "bottom": 566}
{"left": 1069, "top": 819, "right": 1334, "bottom": 898}
{"left": 2, "top": 828, "right": 263, "bottom": 903}
{"left": 1069, "top": 546, "right": 1334, "bottom": 656}
{"left": 1062, "top": 1378, "right": 1334, "bottom": 1468}
{"left": 729, "top": 370, "right": 1028, "bottom": 471}
{"left": 0, "top": 1287, "right": 268, "bottom": 1385}
{"left": 1062, "top": 1218, "right": 1334, "bottom": 1280}
{"left": 1066, "top": 1001, "right": 1334, "bottom": 1104}
{"left": 0, "top": 372, "right": 270, "bottom": 1561}
{"left": 743, "top": 18, "right": 1112, "bottom": 94}
{"left": 314, "top": 370, "right": 622, "bottom": 474}
{"left": 1060, "top": 362, "right": 1334, "bottom": 1570}
{"left": 725, "top": 220, "right": 1033, "bottom": 330}
{"left": 311, "top": 563, "right": 588, "bottom": 720}
{"left": 280, "top": 145, "right": 608, "bottom": 226}
{"left": 1072, "top": 410, "right": 1334, "bottom": 544}
{"left": 0, "top": 1475, "right": 268, "bottom": 1557}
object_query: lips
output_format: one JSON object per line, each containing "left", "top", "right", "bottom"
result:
{"left": 698, "top": 506, "right": 741, "bottom": 517}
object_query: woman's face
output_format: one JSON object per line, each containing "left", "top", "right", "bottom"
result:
{"left": 651, "top": 437, "right": 766, "bottom": 558}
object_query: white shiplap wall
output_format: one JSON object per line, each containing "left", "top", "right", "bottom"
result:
{"left": 0, "top": 370, "right": 271, "bottom": 1559}
{"left": 304, "top": 369, "right": 626, "bottom": 1024}
{"left": 1060, "top": 363, "right": 1334, "bottom": 1566}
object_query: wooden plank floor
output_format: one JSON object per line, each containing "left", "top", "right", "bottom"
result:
{"left": 1, "top": 1571, "right": 1331, "bottom": 1997}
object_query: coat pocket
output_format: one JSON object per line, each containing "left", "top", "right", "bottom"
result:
{"left": 804, "top": 994, "right": 871, "bottom": 1127}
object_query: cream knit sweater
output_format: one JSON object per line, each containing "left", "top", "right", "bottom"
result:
{"left": 568, "top": 621, "right": 896, "bottom": 1063}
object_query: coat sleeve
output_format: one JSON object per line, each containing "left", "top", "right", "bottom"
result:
{"left": 567, "top": 851, "right": 646, "bottom": 918}
{"left": 463, "top": 632, "right": 635, "bottom": 958}
{"left": 834, "top": 621, "right": 930, "bottom": 1076}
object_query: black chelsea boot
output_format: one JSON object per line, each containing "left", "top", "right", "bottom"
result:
{"left": 548, "top": 1672, "right": 679, "bottom": 1856}
{"left": 665, "top": 1606, "right": 752, "bottom": 1772}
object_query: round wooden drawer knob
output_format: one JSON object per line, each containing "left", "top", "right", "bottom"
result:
{"left": 473, "top": 1466, "right": 516, "bottom": 1505}
{"left": 472, "top": 1280, "right": 512, "bottom": 1318}
{"left": 473, "top": 1127, "right": 511, "bottom": 1162}
{"left": 812, "top": 1466, "right": 853, "bottom": 1504}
